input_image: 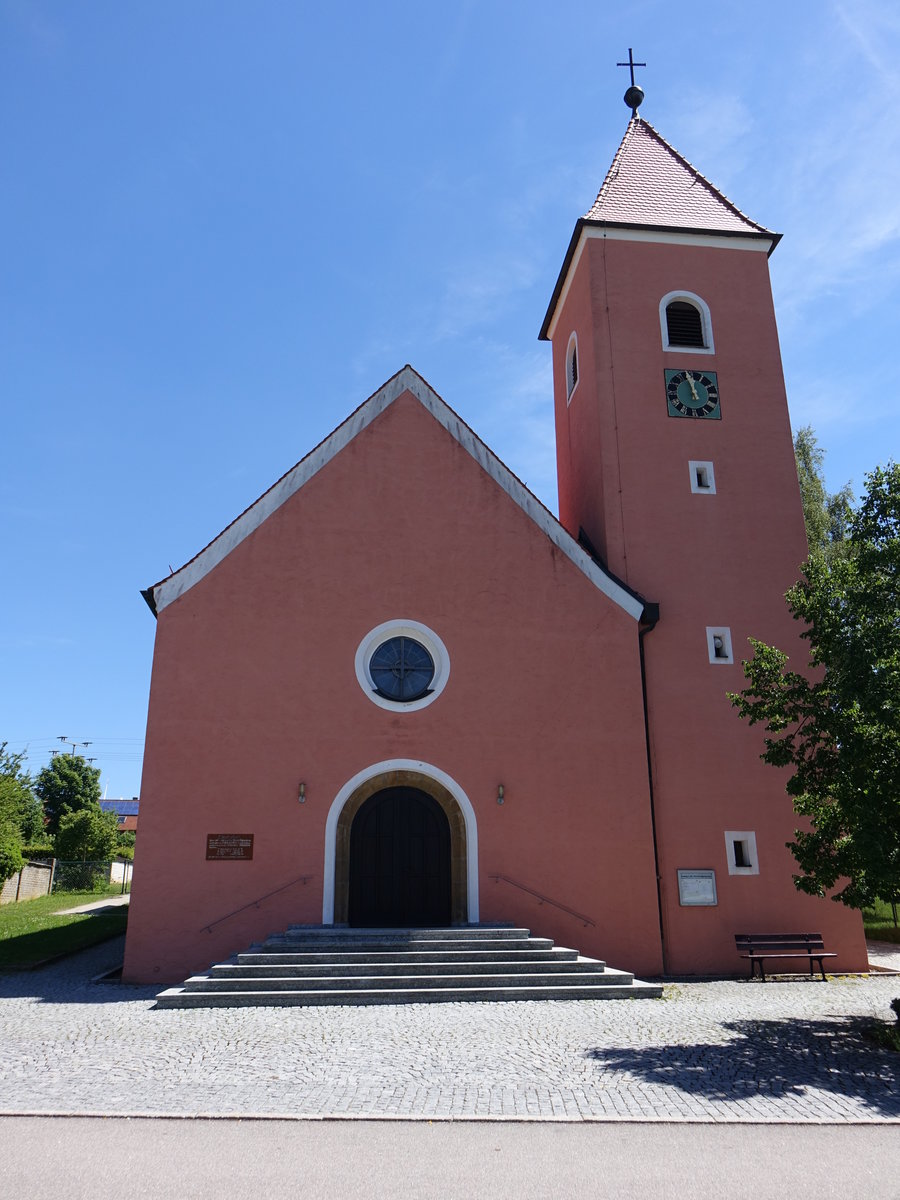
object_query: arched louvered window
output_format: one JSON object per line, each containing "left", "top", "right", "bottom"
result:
{"left": 566, "top": 333, "right": 579, "bottom": 401}
{"left": 659, "top": 291, "right": 714, "bottom": 353}
{"left": 666, "top": 301, "right": 704, "bottom": 347}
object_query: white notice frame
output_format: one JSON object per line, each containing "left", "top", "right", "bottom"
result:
{"left": 677, "top": 869, "right": 718, "bottom": 906}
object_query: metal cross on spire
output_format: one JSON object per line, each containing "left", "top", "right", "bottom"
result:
{"left": 617, "top": 47, "right": 646, "bottom": 117}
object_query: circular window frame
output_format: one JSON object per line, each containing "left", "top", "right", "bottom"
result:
{"left": 355, "top": 620, "right": 450, "bottom": 712}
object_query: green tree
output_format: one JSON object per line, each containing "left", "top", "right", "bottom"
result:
{"left": 731, "top": 462, "right": 900, "bottom": 910}
{"left": 54, "top": 806, "right": 119, "bottom": 862}
{"left": 794, "top": 426, "right": 854, "bottom": 562}
{"left": 0, "top": 744, "right": 44, "bottom": 844}
{"left": 35, "top": 753, "right": 101, "bottom": 836}
{"left": 0, "top": 744, "right": 44, "bottom": 880}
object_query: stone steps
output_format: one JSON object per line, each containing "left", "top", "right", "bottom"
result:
{"left": 158, "top": 982, "right": 651, "bottom": 1007}
{"left": 155, "top": 925, "right": 662, "bottom": 1008}
{"left": 263, "top": 937, "right": 557, "bottom": 953}
{"left": 210, "top": 957, "right": 599, "bottom": 978}
{"left": 282, "top": 924, "right": 530, "bottom": 940}
{"left": 188, "top": 969, "right": 631, "bottom": 992}
{"left": 236, "top": 948, "right": 581, "bottom": 964}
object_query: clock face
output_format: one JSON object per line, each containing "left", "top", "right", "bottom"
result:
{"left": 665, "top": 369, "right": 721, "bottom": 419}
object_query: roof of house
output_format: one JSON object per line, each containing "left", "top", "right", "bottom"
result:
{"left": 99, "top": 799, "right": 140, "bottom": 817}
{"left": 142, "top": 366, "right": 648, "bottom": 623}
{"left": 99, "top": 799, "right": 139, "bottom": 831}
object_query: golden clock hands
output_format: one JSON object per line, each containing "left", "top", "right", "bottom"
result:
{"left": 685, "top": 371, "right": 701, "bottom": 403}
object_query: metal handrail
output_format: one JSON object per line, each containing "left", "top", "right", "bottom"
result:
{"left": 489, "top": 873, "right": 596, "bottom": 927}
{"left": 200, "top": 874, "right": 313, "bottom": 933}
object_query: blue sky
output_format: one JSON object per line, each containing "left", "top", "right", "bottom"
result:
{"left": 2, "top": 0, "right": 899, "bottom": 798}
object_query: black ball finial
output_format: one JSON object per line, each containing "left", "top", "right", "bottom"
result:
{"left": 624, "top": 84, "right": 644, "bottom": 115}
{"left": 617, "top": 49, "right": 647, "bottom": 117}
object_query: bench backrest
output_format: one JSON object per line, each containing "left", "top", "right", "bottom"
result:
{"left": 735, "top": 933, "right": 826, "bottom": 952}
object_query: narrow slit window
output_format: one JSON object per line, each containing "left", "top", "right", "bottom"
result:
{"left": 566, "top": 334, "right": 579, "bottom": 402}
{"left": 707, "top": 627, "right": 733, "bottom": 664}
{"left": 725, "top": 831, "right": 759, "bottom": 875}
{"left": 689, "top": 461, "right": 716, "bottom": 494}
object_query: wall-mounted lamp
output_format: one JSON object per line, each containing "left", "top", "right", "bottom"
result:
{"left": 497, "top": 784, "right": 504, "bottom": 805}
{"left": 298, "top": 782, "right": 306, "bottom": 804}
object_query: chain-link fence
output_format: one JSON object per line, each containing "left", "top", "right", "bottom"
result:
{"left": 50, "top": 859, "right": 133, "bottom": 895}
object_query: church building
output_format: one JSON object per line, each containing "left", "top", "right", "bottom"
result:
{"left": 123, "top": 105, "right": 867, "bottom": 984}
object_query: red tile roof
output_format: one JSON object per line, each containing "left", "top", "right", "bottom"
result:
{"left": 584, "top": 117, "right": 774, "bottom": 237}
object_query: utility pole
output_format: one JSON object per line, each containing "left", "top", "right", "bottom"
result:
{"left": 56, "top": 737, "right": 92, "bottom": 757}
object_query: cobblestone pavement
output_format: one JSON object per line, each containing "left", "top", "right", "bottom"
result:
{"left": 1, "top": 937, "right": 897, "bottom": 1123}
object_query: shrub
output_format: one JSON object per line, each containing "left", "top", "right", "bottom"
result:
{"left": 20, "top": 842, "right": 55, "bottom": 861}
{"left": 0, "top": 828, "right": 24, "bottom": 884}
{"left": 53, "top": 860, "right": 109, "bottom": 892}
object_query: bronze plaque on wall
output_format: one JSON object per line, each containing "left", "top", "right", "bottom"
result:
{"left": 206, "top": 834, "right": 254, "bottom": 861}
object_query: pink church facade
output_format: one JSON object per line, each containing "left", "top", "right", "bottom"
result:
{"left": 123, "top": 118, "right": 866, "bottom": 984}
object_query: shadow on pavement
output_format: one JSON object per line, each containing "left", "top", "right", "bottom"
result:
{"left": 0, "top": 936, "right": 160, "bottom": 1004}
{"left": 585, "top": 1014, "right": 900, "bottom": 1118}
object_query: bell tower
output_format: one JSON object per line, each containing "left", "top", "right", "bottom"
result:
{"left": 540, "top": 84, "right": 866, "bottom": 972}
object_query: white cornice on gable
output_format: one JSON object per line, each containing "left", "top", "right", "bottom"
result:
{"left": 146, "top": 366, "right": 646, "bottom": 622}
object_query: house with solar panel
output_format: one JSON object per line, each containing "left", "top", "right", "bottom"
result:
{"left": 99, "top": 797, "right": 139, "bottom": 833}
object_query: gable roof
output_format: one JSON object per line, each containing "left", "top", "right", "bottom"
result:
{"left": 540, "top": 117, "right": 780, "bottom": 341}
{"left": 143, "top": 366, "right": 647, "bottom": 622}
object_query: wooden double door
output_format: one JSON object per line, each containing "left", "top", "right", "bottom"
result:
{"left": 348, "top": 786, "right": 451, "bottom": 927}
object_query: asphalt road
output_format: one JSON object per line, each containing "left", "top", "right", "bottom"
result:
{"left": 1, "top": 1117, "right": 898, "bottom": 1199}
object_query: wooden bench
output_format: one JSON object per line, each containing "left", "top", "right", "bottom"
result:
{"left": 735, "top": 933, "right": 836, "bottom": 981}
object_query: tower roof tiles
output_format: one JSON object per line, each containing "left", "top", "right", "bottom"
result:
{"left": 585, "top": 117, "right": 774, "bottom": 236}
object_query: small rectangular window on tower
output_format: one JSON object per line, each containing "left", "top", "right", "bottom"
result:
{"left": 689, "top": 460, "right": 716, "bottom": 494}
{"left": 706, "top": 627, "right": 733, "bottom": 664}
{"left": 725, "top": 831, "right": 759, "bottom": 875}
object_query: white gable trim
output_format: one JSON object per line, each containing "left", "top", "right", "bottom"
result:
{"left": 545, "top": 226, "right": 772, "bottom": 342}
{"left": 545, "top": 237, "right": 587, "bottom": 344}
{"left": 150, "top": 367, "right": 644, "bottom": 621}
{"left": 593, "top": 226, "right": 773, "bottom": 252}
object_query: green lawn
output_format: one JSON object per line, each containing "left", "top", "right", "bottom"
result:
{"left": 0, "top": 889, "right": 128, "bottom": 969}
{"left": 862, "top": 896, "right": 900, "bottom": 945}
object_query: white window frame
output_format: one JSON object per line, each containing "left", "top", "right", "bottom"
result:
{"left": 689, "top": 460, "right": 716, "bottom": 494}
{"left": 660, "top": 290, "right": 715, "bottom": 354}
{"left": 706, "top": 626, "right": 733, "bottom": 664}
{"left": 565, "top": 332, "right": 579, "bottom": 404}
{"left": 725, "top": 830, "right": 759, "bottom": 876}
{"left": 355, "top": 619, "right": 450, "bottom": 712}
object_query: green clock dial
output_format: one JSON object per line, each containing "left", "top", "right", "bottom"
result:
{"left": 665, "top": 369, "right": 721, "bottom": 419}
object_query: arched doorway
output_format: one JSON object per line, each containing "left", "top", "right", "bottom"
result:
{"left": 326, "top": 763, "right": 476, "bottom": 925}
{"left": 348, "top": 786, "right": 451, "bottom": 926}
